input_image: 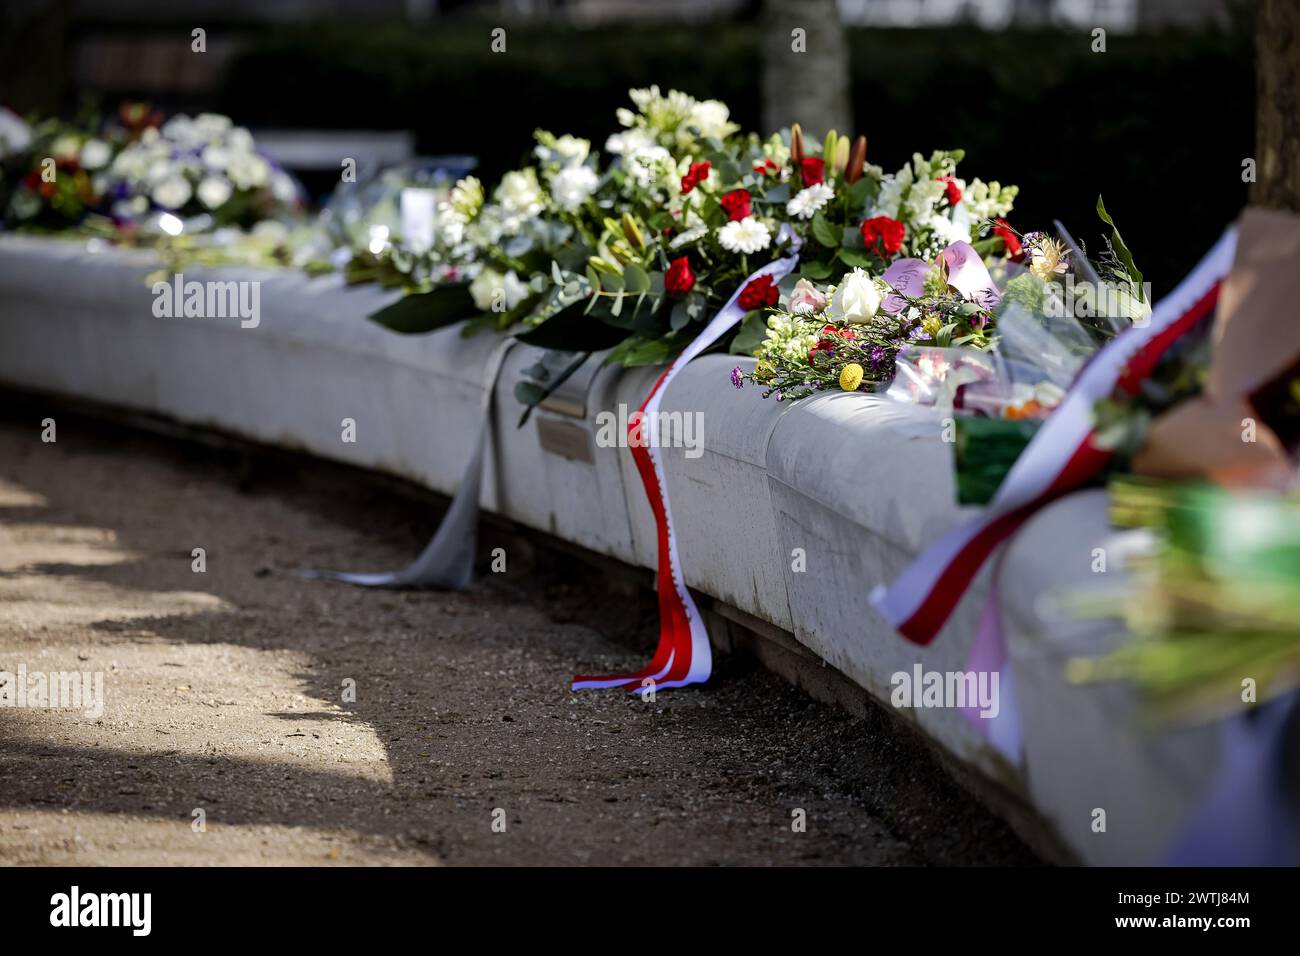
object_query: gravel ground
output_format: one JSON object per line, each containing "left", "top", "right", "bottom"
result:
{"left": 0, "top": 411, "right": 1039, "bottom": 866}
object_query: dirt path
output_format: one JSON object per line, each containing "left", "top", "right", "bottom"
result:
{"left": 0, "top": 412, "right": 1038, "bottom": 866}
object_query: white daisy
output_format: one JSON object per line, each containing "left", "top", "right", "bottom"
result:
{"left": 717, "top": 216, "right": 771, "bottom": 255}
{"left": 786, "top": 183, "right": 834, "bottom": 220}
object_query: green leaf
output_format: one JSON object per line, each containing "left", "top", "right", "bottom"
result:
{"left": 1097, "top": 195, "right": 1145, "bottom": 302}
{"left": 800, "top": 259, "right": 834, "bottom": 280}
{"left": 605, "top": 334, "right": 677, "bottom": 368}
{"left": 622, "top": 262, "right": 651, "bottom": 294}
{"left": 837, "top": 248, "right": 874, "bottom": 270}
{"left": 367, "top": 284, "right": 478, "bottom": 334}
{"left": 729, "top": 310, "right": 768, "bottom": 355}
{"left": 513, "top": 301, "right": 630, "bottom": 351}
{"left": 812, "top": 212, "right": 841, "bottom": 249}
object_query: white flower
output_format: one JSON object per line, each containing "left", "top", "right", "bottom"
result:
{"left": 536, "top": 134, "right": 590, "bottom": 167}
{"left": 604, "top": 128, "right": 654, "bottom": 156}
{"left": 0, "top": 107, "right": 32, "bottom": 157}
{"left": 196, "top": 175, "right": 233, "bottom": 209}
{"left": 470, "top": 268, "right": 503, "bottom": 311}
{"left": 786, "top": 183, "right": 834, "bottom": 220}
{"left": 548, "top": 165, "right": 598, "bottom": 211}
{"left": 926, "top": 213, "right": 971, "bottom": 247}
{"left": 688, "top": 100, "right": 736, "bottom": 140}
{"left": 717, "top": 217, "right": 771, "bottom": 255}
{"left": 624, "top": 144, "right": 673, "bottom": 189}
{"left": 495, "top": 169, "right": 545, "bottom": 220}
{"left": 151, "top": 175, "right": 192, "bottom": 210}
{"left": 469, "top": 268, "right": 528, "bottom": 312}
{"left": 669, "top": 224, "right": 708, "bottom": 250}
{"left": 271, "top": 170, "right": 299, "bottom": 204}
{"left": 829, "top": 268, "right": 882, "bottom": 325}
{"left": 79, "top": 139, "right": 111, "bottom": 170}
{"left": 227, "top": 153, "right": 269, "bottom": 190}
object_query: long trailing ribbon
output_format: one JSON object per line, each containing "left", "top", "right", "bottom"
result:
{"left": 300, "top": 337, "right": 516, "bottom": 589}
{"left": 573, "top": 229, "right": 802, "bottom": 692}
{"left": 871, "top": 227, "right": 1238, "bottom": 645}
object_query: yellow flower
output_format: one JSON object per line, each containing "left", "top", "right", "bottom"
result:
{"left": 839, "top": 363, "right": 864, "bottom": 392}
{"left": 755, "top": 360, "right": 775, "bottom": 382}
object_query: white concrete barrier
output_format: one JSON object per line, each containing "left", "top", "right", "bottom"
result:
{"left": 0, "top": 235, "right": 1225, "bottom": 863}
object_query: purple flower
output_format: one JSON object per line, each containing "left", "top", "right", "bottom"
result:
{"left": 870, "top": 346, "right": 886, "bottom": 365}
{"left": 730, "top": 366, "right": 744, "bottom": 389}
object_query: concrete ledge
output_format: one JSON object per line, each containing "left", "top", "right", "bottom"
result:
{"left": 0, "top": 235, "right": 1211, "bottom": 864}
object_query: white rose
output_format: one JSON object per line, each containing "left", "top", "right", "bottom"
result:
{"left": 830, "top": 268, "right": 882, "bottom": 325}
{"left": 197, "top": 176, "right": 233, "bottom": 209}
{"left": 470, "top": 268, "right": 504, "bottom": 311}
{"left": 151, "top": 175, "right": 193, "bottom": 210}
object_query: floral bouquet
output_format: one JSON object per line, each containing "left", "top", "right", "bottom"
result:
{"left": 0, "top": 106, "right": 122, "bottom": 232}
{"left": 98, "top": 111, "right": 303, "bottom": 235}
{"left": 1066, "top": 478, "right": 1300, "bottom": 724}
{"left": 362, "top": 86, "right": 1022, "bottom": 415}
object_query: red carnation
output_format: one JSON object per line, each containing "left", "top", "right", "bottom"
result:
{"left": 800, "top": 157, "right": 825, "bottom": 187}
{"left": 719, "top": 188, "right": 752, "bottom": 222}
{"left": 738, "top": 274, "right": 779, "bottom": 311}
{"left": 680, "top": 161, "right": 711, "bottom": 195}
{"left": 937, "top": 175, "right": 962, "bottom": 206}
{"left": 859, "top": 216, "right": 906, "bottom": 258}
{"left": 753, "top": 158, "right": 780, "bottom": 176}
{"left": 664, "top": 256, "right": 695, "bottom": 297}
{"left": 821, "top": 324, "right": 855, "bottom": 340}
{"left": 992, "top": 219, "right": 1023, "bottom": 261}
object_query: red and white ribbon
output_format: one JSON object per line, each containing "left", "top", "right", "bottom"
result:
{"left": 872, "top": 227, "right": 1238, "bottom": 645}
{"left": 573, "top": 233, "right": 802, "bottom": 691}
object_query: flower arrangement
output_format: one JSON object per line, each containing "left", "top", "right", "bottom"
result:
{"left": 0, "top": 104, "right": 302, "bottom": 239}
{"left": 100, "top": 112, "right": 302, "bottom": 232}
{"left": 359, "top": 87, "right": 1023, "bottom": 414}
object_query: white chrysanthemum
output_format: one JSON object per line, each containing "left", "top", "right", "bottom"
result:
{"left": 548, "top": 165, "right": 598, "bottom": 211}
{"left": 717, "top": 216, "right": 771, "bottom": 255}
{"left": 151, "top": 175, "right": 192, "bottom": 210}
{"left": 196, "top": 175, "right": 233, "bottom": 209}
{"left": 786, "top": 183, "right": 834, "bottom": 220}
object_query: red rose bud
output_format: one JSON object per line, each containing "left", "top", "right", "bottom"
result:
{"left": 938, "top": 175, "right": 962, "bottom": 206}
{"left": 993, "top": 219, "right": 1024, "bottom": 261}
{"left": 680, "top": 161, "right": 711, "bottom": 195}
{"left": 800, "top": 157, "right": 825, "bottom": 187}
{"left": 664, "top": 256, "right": 695, "bottom": 296}
{"left": 719, "top": 188, "right": 752, "bottom": 222}
{"left": 738, "top": 274, "right": 780, "bottom": 311}
{"left": 859, "top": 216, "right": 906, "bottom": 258}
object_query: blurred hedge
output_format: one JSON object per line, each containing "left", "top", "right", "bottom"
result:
{"left": 217, "top": 19, "right": 1254, "bottom": 293}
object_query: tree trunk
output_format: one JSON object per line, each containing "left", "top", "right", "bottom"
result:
{"left": 1255, "top": 0, "right": 1300, "bottom": 210}
{"left": 760, "top": 0, "right": 852, "bottom": 141}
